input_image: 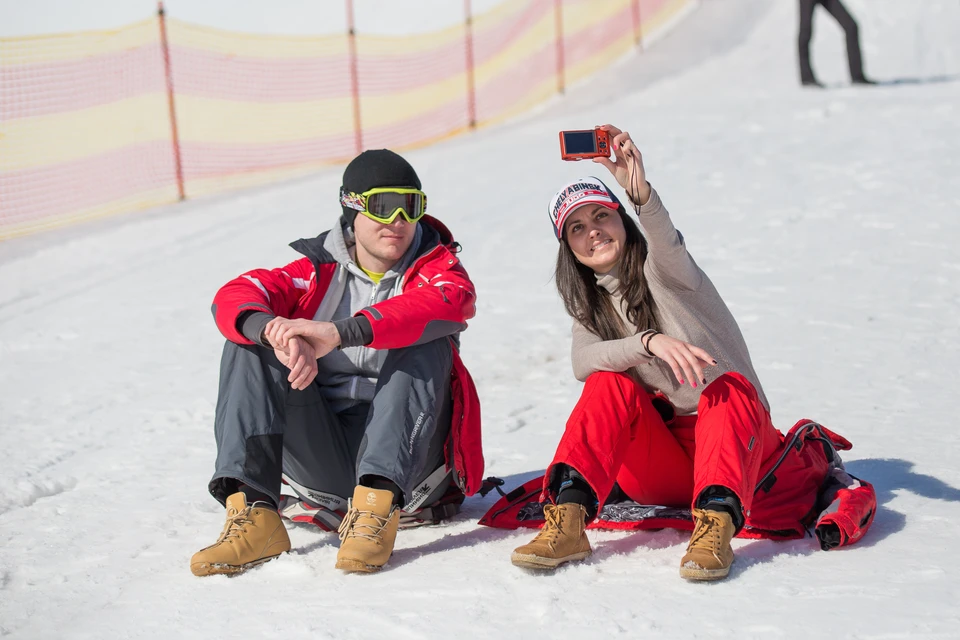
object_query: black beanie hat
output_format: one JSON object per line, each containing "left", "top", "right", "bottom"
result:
{"left": 340, "top": 149, "right": 422, "bottom": 227}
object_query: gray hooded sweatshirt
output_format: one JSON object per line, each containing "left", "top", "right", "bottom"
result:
{"left": 312, "top": 221, "right": 423, "bottom": 413}
{"left": 241, "top": 220, "right": 425, "bottom": 414}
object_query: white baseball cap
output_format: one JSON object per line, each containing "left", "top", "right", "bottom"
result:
{"left": 547, "top": 176, "right": 623, "bottom": 240}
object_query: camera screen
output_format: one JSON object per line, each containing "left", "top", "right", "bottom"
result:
{"left": 562, "top": 131, "right": 597, "bottom": 154}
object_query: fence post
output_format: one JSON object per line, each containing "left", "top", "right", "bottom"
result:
{"left": 554, "top": 0, "right": 565, "bottom": 94}
{"left": 464, "top": 0, "right": 477, "bottom": 128}
{"left": 631, "top": 0, "right": 644, "bottom": 50}
{"left": 157, "top": 2, "right": 185, "bottom": 201}
{"left": 345, "top": 0, "right": 363, "bottom": 154}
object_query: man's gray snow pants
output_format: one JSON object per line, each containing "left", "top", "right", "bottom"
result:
{"left": 208, "top": 338, "right": 452, "bottom": 509}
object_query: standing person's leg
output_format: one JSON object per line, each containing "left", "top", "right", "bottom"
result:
{"left": 821, "top": 0, "right": 868, "bottom": 82}
{"left": 336, "top": 337, "right": 454, "bottom": 572}
{"left": 680, "top": 372, "right": 780, "bottom": 581}
{"left": 512, "top": 372, "right": 691, "bottom": 569}
{"left": 798, "top": 0, "right": 820, "bottom": 84}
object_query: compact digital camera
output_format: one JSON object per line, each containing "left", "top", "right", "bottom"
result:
{"left": 559, "top": 127, "right": 610, "bottom": 161}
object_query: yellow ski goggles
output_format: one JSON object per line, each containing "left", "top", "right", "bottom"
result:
{"left": 340, "top": 186, "right": 427, "bottom": 224}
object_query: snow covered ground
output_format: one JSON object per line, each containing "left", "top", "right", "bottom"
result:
{"left": 2, "top": 0, "right": 960, "bottom": 637}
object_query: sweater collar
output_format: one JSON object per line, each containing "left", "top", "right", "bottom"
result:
{"left": 595, "top": 265, "right": 621, "bottom": 296}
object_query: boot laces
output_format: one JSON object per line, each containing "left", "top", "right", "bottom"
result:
{"left": 533, "top": 505, "right": 567, "bottom": 549}
{"left": 218, "top": 506, "right": 254, "bottom": 544}
{"left": 338, "top": 501, "right": 391, "bottom": 545}
{"left": 687, "top": 510, "right": 726, "bottom": 559}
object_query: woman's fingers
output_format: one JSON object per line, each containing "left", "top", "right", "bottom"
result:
{"left": 611, "top": 133, "right": 631, "bottom": 159}
{"left": 679, "top": 347, "right": 706, "bottom": 386}
{"left": 599, "top": 123, "right": 622, "bottom": 137}
{"left": 673, "top": 349, "right": 698, "bottom": 388}
{"left": 691, "top": 346, "right": 717, "bottom": 367}
{"left": 663, "top": 354, "right": 686, "bottom": 386}
{"left": 662, "top": 345, "right": 701, "bottom": 388}
{"left": 592, "top": 155, "right": 617, "bottom": 174}
{"left": 656, "top": 346, "right": 689, "bottom": 386}
{"left": 649, "top": 334, "right": 719, "bottom": 388}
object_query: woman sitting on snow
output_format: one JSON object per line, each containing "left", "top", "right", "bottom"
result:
{"left": 509, "top": 124, "right": 875, "bottom": 580}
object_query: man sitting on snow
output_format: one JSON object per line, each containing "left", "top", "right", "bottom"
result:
{"left": 191, "top": 149, "right": 482, "bottom": 576}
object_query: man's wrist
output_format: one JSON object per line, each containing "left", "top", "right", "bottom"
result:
{"left": 332, "top": 316, "right": 372, "bottom": 348}
{"left": 239, "top": 310, "right": 276, "bottom": 347}
{"left": 260, "top": 329, "right": 274, "bottom": 348}
{"left": 327, "top": 322, "right": 342, "bottom": 347}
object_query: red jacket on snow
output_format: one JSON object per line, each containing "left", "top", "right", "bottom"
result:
{"left": 211, "top": 216, "right": 485, "bottom": 495}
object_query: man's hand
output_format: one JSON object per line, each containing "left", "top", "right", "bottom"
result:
{"left": 592, "top": 124, "right": 651, "bottom": 206}
{"left": 271, "top": 335, "right": 318, "bottom": 390}
{"left": 646, "top": 332, "right": 717, "bottom": 389}
{"left": 265, "top": 318, "right": 342, "bottom": 359}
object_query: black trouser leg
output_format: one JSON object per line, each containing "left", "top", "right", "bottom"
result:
{"left": 822, "top": 0, "right": 866, "bottom": 81}
{"left": 798, "top": 0, "right": 819, "bottom": 83}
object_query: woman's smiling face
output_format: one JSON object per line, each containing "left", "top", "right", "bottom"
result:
{"left": 563, "top": 204, "right": 626, "bottom": 274}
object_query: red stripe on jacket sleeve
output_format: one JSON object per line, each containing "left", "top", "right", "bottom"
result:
{"left": 359, "top": 254, "right": 476, "bottom": 349}
{"left": 211, "top": 256, "right": 316, "bottom": 344}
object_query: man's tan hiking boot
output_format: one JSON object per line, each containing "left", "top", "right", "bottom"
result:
{"left": 511, "top": 503, "right": 592, "bottom": 570}
{"left": 679, "top": 508, "right": 736, "bottom": 581}
{"left": 335, "top": 485, "right": 400, "bottom": 573}
{"left": 190, "top": 492, "right": 291, "bottom": 577}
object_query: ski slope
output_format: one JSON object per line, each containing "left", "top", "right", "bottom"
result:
{"left": 2, "top": 1, "right": 960, "bottom": 637}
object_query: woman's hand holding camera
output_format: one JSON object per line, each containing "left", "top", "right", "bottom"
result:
{"left": 593, "top": 124, "right": 651, "bottom": 206}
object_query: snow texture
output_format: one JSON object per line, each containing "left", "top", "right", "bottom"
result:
{"left": 1, "top": 0, "right": 960, "bottom": 638}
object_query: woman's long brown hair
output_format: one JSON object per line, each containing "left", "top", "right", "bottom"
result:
{"left": 555, "top": 205, "right": 659, "bottom": 340}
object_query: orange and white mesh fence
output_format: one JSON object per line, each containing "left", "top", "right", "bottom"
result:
{"left": 0, "top": 0, "right": 694, "bottom": 240}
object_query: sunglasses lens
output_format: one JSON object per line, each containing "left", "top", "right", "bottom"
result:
{"left": 365, "top": 192, "right": 425, "bottom": 221}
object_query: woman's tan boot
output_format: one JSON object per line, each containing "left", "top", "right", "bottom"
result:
{"left": 511, "top": 503, "right": 592, "bottom": 569}
{"left": 679, "top": 508, "right": 736, "bottom": 581}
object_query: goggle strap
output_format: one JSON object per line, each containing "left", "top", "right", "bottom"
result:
{"left": 340, "top": 187, "right": 367, "bottom": 212}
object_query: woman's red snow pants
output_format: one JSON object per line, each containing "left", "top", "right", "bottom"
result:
{"left": 544, "top": 371, "right": 781, "bottom": 514}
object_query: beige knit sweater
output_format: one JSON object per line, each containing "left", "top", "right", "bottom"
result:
{"left": 570, "top": 187, "right": 769, "bottom": 415}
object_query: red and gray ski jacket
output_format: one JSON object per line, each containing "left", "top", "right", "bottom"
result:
{"left": 211, "top": 215, "right": 485, "bottom": 495}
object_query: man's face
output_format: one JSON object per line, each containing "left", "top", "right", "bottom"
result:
{"left": 353, "top": 212, "right": 417, "bottom": 271}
